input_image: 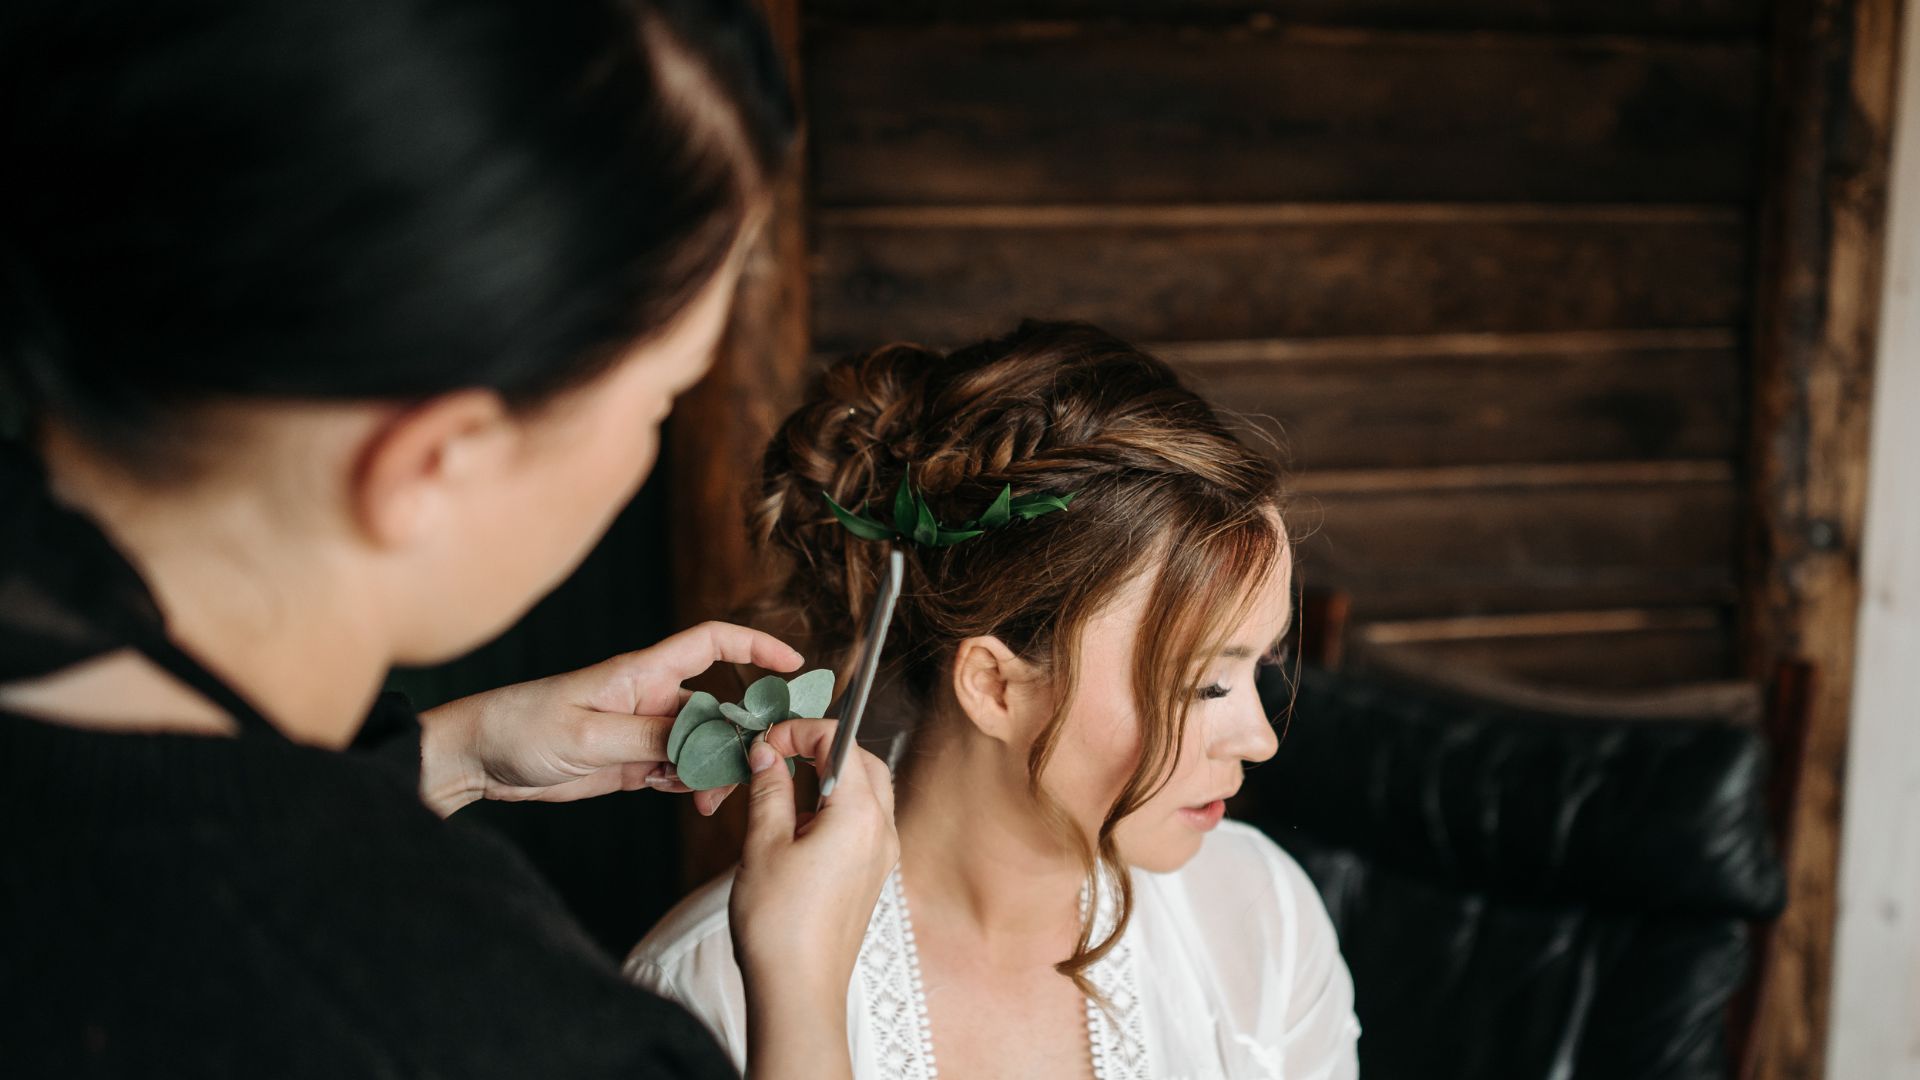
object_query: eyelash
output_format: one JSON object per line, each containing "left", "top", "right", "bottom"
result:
{"left": 1196, "top": 682, "right": 1232, "bottom": 701}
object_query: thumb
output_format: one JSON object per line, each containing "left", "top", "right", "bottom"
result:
{"left": 739, "top": 733, "right": 796, "bottom": 861}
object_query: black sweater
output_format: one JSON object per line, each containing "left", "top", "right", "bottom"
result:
{"left": 0, "top": 701, "right": 738, "bottom": 1079}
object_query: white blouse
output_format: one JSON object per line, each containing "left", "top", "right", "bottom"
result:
{"left": 626, "top": 819, "right": 1361, "bottom": 1080}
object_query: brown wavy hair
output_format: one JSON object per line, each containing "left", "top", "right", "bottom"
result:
{"left": 751, "top": 320, "right": 1288, "bottom": 999}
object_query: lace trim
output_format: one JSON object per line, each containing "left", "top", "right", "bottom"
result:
{"left": 858, "top": 869, "right": 938, "bottom": 1079}
{"left": 861, "top": 866, "right": 1149, "bottom": 1080}
{"left": 1084, "top": 872, "right": 1150, "bottom": 1080}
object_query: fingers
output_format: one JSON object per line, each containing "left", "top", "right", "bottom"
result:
{"left": 759, "top": 719, "right": 893, "bottom": 816}
{"left": 639, "top": 766, "right": 730, "bottom": 811}
{"left": 635, "top": 621, "right": 804, "bottom": 683}
{"left": 642, "top": 763, "right": 694, "bottom": 795}
{"left": 739, "top": 735, "right": 797, "bottom": 862}
{"left": 692, "top": 783, "right": 736, "bottom": 816}
{"left": 566, "top": 708, "right": 673, "bottom": 768}
{"left": 689, "top": 715, "right": 835, "bottom": 816}
{"left": 857, "top": 745, "right": 896, "bottom": 819}
{"left": 761, "top": 718, "right": 840, "bottom": 762}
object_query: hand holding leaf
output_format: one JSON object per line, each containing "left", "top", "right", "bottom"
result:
{"left": 667, "top": 667, "right": 840, "bottom": 789}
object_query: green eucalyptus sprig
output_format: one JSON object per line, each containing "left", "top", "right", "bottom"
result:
{"left": 665, "top": 668, "right": 835, "bottom": 790}
{"left": 822, "top": 474, "right": 1077, "bottom": 548}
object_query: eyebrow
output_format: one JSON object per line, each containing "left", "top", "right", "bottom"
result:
{"left": 1218, "top": 635, "right": 1289, "bottom": 662}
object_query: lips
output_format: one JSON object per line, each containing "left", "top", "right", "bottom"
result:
{"left": 1179, "top": 798, "right": 1227, "bottom": 830}
{"left": 1190, "top": 786, "right": 1239, "bottom": 810}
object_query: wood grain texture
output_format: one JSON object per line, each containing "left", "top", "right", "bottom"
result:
{"left": 1289, "top": 458, "right": 1733, "bottom": 492}
{"left": 1290, "top": 472, "right": 1739, "bottom": 618}
{"left": 1738, "top": 0, "right": 1907, "bottom": 1077}
{"left": 1355, "top": 619, "right": 1735, "bottom": 690}
{"left": 669, "top": 0, "right": 810, "bottom": 890}
{"left": 807, "top": 0, "right": 1770, "bottom": 37}
{"left": 1360, "top": 606, "right": 1723, "bottom": 643}
{"left": 809, "top": 25, "right": 1762, "bottom": 205}
{"left": 1823, "top": 0, "right": 1920, "bottom": 1070}
{"left": 1170, "top": 333, "right": 1744, "bottom": 469}
{"left": 812, "top": 209, "right": 1748, "bottom": 351}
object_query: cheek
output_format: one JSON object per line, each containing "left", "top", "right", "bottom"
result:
{"left": 1113, "top": 709, "right": 1215, "bottom": 871}
{"left": 1050, "top": 687, "right": 1216, "bottom": 867}
{"left": 494, "top": 401, "right": 665, "bottom": 588}
{"left": 584, "top": 383, "right": 668, "bottom": 494}
{"left": 1046, "top": 679, "right": 1147, "bottom": 830}
{"left": 602, "top": 419, "right": 662, "bottom": 502}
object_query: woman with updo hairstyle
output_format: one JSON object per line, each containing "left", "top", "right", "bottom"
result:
{"left": 630, "top": 321, "right": 1360, "bottom": 1079}
{"left": 0, "top": 2, "right": 896, "bottom": 1078}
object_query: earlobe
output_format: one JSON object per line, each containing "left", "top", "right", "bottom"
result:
{"left": 350, "top": 390, "right": 510, "bottom": 549}
{"left": 950, "top": 635, "right": 1038, "bottom": 745}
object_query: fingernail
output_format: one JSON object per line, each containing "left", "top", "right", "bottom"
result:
{"left": 644, "top": 773, "right": 674, "bottom": 790}
{"left": 748, "top": 736, "right": 777, "bottom": 774}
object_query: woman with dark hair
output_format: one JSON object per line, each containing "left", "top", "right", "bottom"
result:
{"left": 0, "top": 2, "right": 895, "bottom": 1078}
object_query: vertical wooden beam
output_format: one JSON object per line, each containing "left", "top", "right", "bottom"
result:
{"left": 666, "top": 0, "right": 811, "bottom": 888}
{"left": 1826, "top": 3, "right": 1920, "bottom": 1065}
{"left": 1742, "top": 0, "right": 1907, "bottom": 1076}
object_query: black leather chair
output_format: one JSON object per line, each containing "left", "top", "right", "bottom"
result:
{"left": 1243, "top": 666, "right": 1787, "bottom": 1080}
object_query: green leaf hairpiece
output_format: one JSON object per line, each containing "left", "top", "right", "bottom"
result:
{"left": 822, "top": 474, "right": 1077, "bottom": 549}
{"left": 666, "top": 668, "right": 837, "bottom": 789}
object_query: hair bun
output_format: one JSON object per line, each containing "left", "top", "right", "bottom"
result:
{"left": 751, "top": 319, "right": 1282, "bottom": 667}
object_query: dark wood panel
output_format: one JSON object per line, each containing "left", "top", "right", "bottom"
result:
{"left": 813, "top": 209, "right": 1748, "bottom": 350}
{"left": 808, "top": 0, "right": 1768, "bottom": 36}
{"left": 1354, "top": 622, "right": 1735, "bottom": 690}
{"left": 1172, "top": 334, "right": 1743, "bottom": 469}
{"left": 1289, "top": 476, "right": 1739, "bottom": 617}
{"left": 810, "top": 27, "right": 1761, "bottom": 205}
{"left": 1737, "top": 0, "right": 1904, "bottom": 1074}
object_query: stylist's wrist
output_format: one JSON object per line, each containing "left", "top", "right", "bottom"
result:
{"left": 416, "top": 695, "right": 487, "bottom": 817}
{"left": 744, "top": 983, "right": 852, "bottom": 1080}
{"left": 735, "top": 931, "right": 860, "bottom": 1019}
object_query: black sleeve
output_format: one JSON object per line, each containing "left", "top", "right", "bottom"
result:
{"left": 348, "top": 689, "right": 426, "bottom": 785}
{"left": 237, "top": 770, "right": 742, "bottom": 1080}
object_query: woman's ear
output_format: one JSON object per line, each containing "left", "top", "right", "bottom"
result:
{"left": 350, "top": 389, "right": 513, "bottom": 549}
{"left": 951, "top": 635, "right": 1045, "bottom": 745}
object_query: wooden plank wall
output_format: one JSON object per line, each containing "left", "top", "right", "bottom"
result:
{"left": 801, "top": 0, "right": 1769, "bottom": 691}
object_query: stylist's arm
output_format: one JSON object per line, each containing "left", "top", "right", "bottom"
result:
{"left": 412, "top": 620, "right": 801, "bottom": 819}
{"left": 734, "top": 719, "right": 898, "bottom": 1080}
{"left": 412, "top": 628, "right": 898, "bottom": 1080}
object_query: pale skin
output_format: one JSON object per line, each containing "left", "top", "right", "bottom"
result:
{"left": 0, "top": 239, "right": 896, "bottom": 1080}
{"left": 893, "top": 542, "right": 1291, "bottom": 1080}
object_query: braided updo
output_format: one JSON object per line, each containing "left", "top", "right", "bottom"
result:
{"left": 752, "top": 319, "right": 1289, "bottom": 996}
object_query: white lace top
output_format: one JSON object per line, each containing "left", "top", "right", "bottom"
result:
{"left": 625, "top": 820, "right": 1361, "bottom": 1080}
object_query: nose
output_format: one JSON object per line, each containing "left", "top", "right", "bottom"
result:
{"left": 1214, "top": 691, "right": 1280, "bottom": 766}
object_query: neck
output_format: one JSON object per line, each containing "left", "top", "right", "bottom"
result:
{"left": 0, "top": 437, "right": 390, "bottom": 748}
{"left": 894, "top": 710, "right": 1089, "bottom": 963}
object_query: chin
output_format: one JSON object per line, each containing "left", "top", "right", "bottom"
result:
{"left": 398, "top": 593, "right": 540, "bottom": 667}
{"left": 1120, "top": 826, "right": 1207, "bottom": 875}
